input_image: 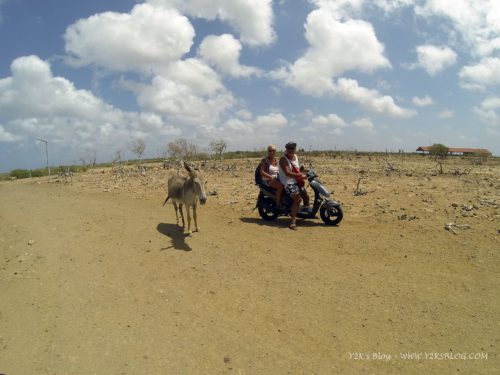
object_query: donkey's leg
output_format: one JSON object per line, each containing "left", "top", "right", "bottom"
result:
{"left": 173, "top": 202, "right": 179, "bottom": 225}
{"left": 193, "top": 203, "right": 199, "bottom": 232}
{"left": 179, "top": 203, "right": 185, "bottom": 229}
{"left": 185, "top": 205, "right": 192, "bottom": 235}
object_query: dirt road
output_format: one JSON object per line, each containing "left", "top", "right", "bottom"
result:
{"left": 1, "top": 158, "right": 498, "bottom": 374}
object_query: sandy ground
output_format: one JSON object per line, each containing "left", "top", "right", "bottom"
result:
{"left": 0, "top": 154, "right": 499, "bottom": 374}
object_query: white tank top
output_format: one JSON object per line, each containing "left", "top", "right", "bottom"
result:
{"left": 262, "top": 158, "right": 279, "bottom": 181}
{"left": 268, "top": 163, "right": 279, "bottom": 178}
{"left": 279, "top": 155, "right": 300, "bottom": 186}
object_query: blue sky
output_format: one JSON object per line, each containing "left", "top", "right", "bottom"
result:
{"left": 1, "top": 0, "right": 499, "bottom": 171}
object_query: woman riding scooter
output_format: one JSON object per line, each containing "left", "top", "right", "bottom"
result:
{"left": 260, "top": 144, "right": 284, "bottom": 210}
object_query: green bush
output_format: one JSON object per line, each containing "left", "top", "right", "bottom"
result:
{"left": 429, "top": 143, "right": 449, "bottom": 158}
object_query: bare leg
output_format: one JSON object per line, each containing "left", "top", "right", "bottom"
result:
{"left": 270, "top": 179, "right": 283, "bottom": 206}
{"left": 290, "top": 194, "right": 300, "bottom": 229}
{"left": 300, "top": 188, "right": 310, "bottom": 207}
{"left": 193, "top": 204, "right": 198, "bottom": 232}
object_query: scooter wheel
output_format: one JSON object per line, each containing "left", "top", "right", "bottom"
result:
{"left": 320, "top": 204, "right": 343, "bottom": 226}
{"left": 258, "top": 204, "right": 279, "bottom": 221}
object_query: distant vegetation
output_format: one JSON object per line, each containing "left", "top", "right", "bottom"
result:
{"left": 3, "top": 165, "right": 85, "bottom": 181}
{"left": 2, "top": 145, "right": 497, "bottom": 182}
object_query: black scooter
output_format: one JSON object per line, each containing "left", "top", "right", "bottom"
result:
{"left": 255, "top": 170, "right": 343, "bottom": 225}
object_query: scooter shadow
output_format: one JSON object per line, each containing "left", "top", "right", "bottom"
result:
{"left": 239, "top": 216, "right": 330, "bottom": 228}
{"left": 156, "top": 223, "right": 192, "bottom": 252}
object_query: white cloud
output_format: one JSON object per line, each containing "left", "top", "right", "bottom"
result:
{"left": 149, "top": 0, "right": 275, "bottom": 46}
{"left": 126, "top": 58, "right": 235, "bottom": 127}
{"left": 335, "top": 78, "right": 416, "bottom": 118}
{"left": 255, "top": 112, "right": 288, "bottom": 129}
{"left": 371, "top": 0, "right": 417, "bottom": 13}
{"left": 0, "top": 124, "right": 20, "bottom": 143}
{"left": 270, "top": 4, "right": 415, "bottom": 118}
{"left": 353, "top": 117, "right": 374, "bottom": 130}
{"left": 64, "top": 3, "right": 195, "bottom": 72}
{"left": 311, "top": 114, "right": 347, "bottom": 128}
{"left": 416, "top": 0, "right": 500, "bottom": 57}
{"left": 459, "top": 57, "right": 500, "bottom": 90}
{"left": 412, "top": 95, "right": 434, "bottom": 107}
{"left": 412, "top": 45, "right": 457, "bottom": 76}
{"left": 438, "top": 110, "right": 454, "bottom": 119}
{"left": 302, "top": 113, "right": 347, "bottom": 134}
{"left": 0, "top": 56, "right": 177, "bottom": 149}
{"left": 271, "top": 5, "right": 390, "bottom": 96}
{"left": 473, "top": 97, "right": 500, "bottom": 125}
{"left": 0, "top": 56, "right": 115, "bottom": 120}
{"left": 198, "top": 34, "right": 261, "bottom": 77}
{"left": 218, "top": 111, "right": 288, "bottom": 146}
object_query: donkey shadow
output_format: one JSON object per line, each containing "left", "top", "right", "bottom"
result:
{"left": 156, "top": 223, "right": 192, "bottom": 252}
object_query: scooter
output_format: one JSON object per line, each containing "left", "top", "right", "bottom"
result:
{"left": 255, "top": 170, "right": 343, "bottom": 225}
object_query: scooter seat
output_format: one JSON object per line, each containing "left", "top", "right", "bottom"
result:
{"left": 259, "top": 184, "right": 276, "bottom": 194}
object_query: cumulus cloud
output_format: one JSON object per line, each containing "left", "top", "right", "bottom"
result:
{"left": 302, "top": 113, "right": 347, "bottom": 134}
{"left": 148, "top": 0, "right": 275, "bottom": 46}
{"left": 270, "top": 3, "right": 415, "bottom": 118}
{"left": 353, "top": 117, "right": 374, "bottom": 130}
{"left": 271, "top": 5, "right": 390, "bottom": 96}
{"left": 412, "top": 95, "right": 434, "bottom": 107}
{"left": 438, "top": 110, "right": 454, "bottom": 119}
{"left": 126, "top": 58, "right": 235, "bottom": 126}
{"left": 64, "top": 3, "right": 195, "bottom": 72}
{"left": 218, "top": 111, "right": 288, "bottom": 146}
{"left": 371, "top": 0, "right": 416, "bottom": 13}
{"left": 459, "top": 57, "right": 500, "bottom": 90}
{"left": 255, "top": 112, "right": 288, "bottom": 129}
{"left": 198, "top": 34, "right": 261, "bottom": 77}
{"left": 0, "top": 55, "right": 177, "bottom": 148}
{"left": 334, "top": 78, "right": 416, "bottom": 118}
{"left": 0, "top": 124, "right": 20, "bottom": 143}
{"left": 416, "top": 0, "right": 500, "bottom": 57}
{"left": 410, "top": 45, "right": 457, "bottom": 76}
{"left": 473, "top": 97, "right": 500, "bottom": 125}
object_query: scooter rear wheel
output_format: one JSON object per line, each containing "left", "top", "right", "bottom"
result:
{"left": 258, "top": 204, "right": 279, "bottom": 221}
{"left": 320, "top": 204, "right": 343, "bottom": 226}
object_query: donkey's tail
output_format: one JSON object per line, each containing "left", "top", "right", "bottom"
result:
{"left": 162, "top": 195, "right": 170, "bottom": 206}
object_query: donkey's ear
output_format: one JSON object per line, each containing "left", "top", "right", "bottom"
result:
{"left": 183, "top": 161, "right": 195, "bottom": 176}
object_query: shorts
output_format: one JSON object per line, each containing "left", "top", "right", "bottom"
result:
{"left": 263, "top": 176, "right": 277, "bottom": 187}
{"left": 285, "top": 183, "right": 299, "bottom": 196}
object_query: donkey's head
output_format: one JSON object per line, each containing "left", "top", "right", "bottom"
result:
{"left": 184, "top": 161, "right": 207, "bottom": 205}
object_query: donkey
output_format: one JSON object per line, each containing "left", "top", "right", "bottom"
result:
{"left": 163, "top": 161, "right": 207, "bottom": 235}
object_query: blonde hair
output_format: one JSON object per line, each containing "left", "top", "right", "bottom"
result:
{"left": 267, "top": 144, "right": 276, "bottom": 151}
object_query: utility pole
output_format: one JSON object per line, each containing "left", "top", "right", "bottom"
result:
{"left": 37, "top": 138, "right": 51, "bottom": 181}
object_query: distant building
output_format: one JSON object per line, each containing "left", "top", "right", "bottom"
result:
{"left": 416, "top": 146, "right": 491, "bottom": 156}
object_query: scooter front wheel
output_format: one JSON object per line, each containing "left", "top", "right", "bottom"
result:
{"left": 320, "top": 204, "right": 343, "bottom": 226}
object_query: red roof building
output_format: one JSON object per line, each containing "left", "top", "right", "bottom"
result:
{"left": 416, "top": 146, "right": 491, "bottom": 155}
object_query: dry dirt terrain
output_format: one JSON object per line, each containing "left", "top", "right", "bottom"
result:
{"left": 1, "top": 154, "right": 499, "bottom": 374}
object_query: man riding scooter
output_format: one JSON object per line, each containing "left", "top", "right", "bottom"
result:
{"left": 278, "top": 141, "right": 309, "bottom": 230}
